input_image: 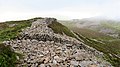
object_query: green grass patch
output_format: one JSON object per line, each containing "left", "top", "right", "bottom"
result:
{"left": 48, "top": 21, "right": 76, "bottom": 38}
{"left": 70, "top": 27, "right": 115, "bottom": 40}
{"left": 104, "top": 53, "right": 120, "bottom": 67}
{"left": 0, "top": 17, "right": 43, "bottom": 42}
{"left": 0, "top": 43, "right": 22, "bottom": 67}
{"left": 0, "top": 21, "right": 31, "bottom": 42}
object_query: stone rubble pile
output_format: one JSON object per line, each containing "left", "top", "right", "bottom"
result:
{"left": 4, "top": 18, "right": 112, "bottom": 67}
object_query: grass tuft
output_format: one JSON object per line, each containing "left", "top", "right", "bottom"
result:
{"left": 0, "top": 44, "right": 22, "bottom": 67}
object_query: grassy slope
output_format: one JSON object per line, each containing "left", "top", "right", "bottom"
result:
{"left": 0, "top": 20, "right": 31, "bottom": 42}
{"left": 71, "top": 28, "right": 119, "bottom": 54}
{"left": 75, "top": 32, "right": 120, "bottom": 67}
{"left": 0, "top": 17, "right": 43, "bottom": 42}
{"left": 62, "top": 23, "right": 120, "bottom": 66}
{"left": 70, "top": 27, "right": 115, "bottom": 40}
{"left": 101, "top": 22, "right": 120, "bottom": 31}
{"left": 48, "top": 21, "right": 76, "bottom": 38}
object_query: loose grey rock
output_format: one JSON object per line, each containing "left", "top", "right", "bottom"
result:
{"left": 40, "top": 64, "right": 45, "bottom": 67}
{"left": 70, "top": 61, "right": 79, "bottom": 66}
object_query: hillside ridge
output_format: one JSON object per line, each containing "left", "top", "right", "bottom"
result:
{"left": 4, "top": 18, "right": 112, "bottom": 67}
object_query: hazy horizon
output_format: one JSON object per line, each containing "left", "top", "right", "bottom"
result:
{"left": 0, "top": 0, "right": 120, "bottom": 22}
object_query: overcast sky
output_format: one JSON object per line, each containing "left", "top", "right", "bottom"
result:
{"left": 0, "top": 0, "right": 120, "bottom": 21}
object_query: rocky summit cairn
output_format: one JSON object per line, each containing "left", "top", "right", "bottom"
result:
{"left": 4, "top": 18, "right": 112, "bottom": 67}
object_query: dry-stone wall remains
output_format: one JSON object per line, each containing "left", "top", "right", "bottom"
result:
{"left": 4, "top": 18, "right": 112, "bottom": 67}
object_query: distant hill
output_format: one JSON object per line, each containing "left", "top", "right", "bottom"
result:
{"left": 60, "top": 18, "right": 120, "bottom": 38}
